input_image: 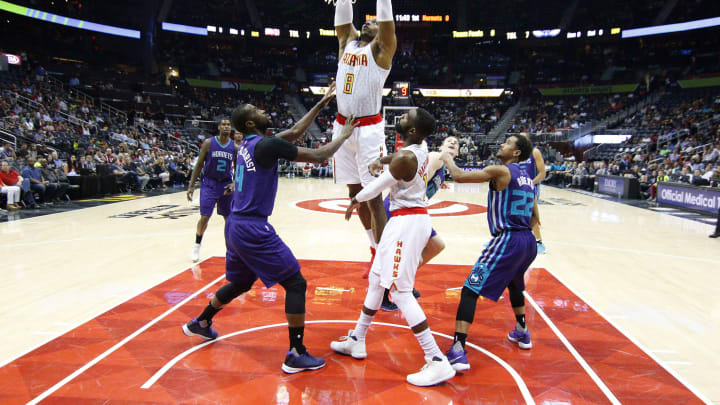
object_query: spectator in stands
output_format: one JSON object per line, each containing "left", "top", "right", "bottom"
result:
{"left": 0, "top": 160, "right": 37, "bottom": 208}
{"left": 125, "top": 156, "right": 149, "bottom": 191}
{"left": 690, "top": 169, "right": 710, "bottom": 186}
{"left": 152, "top": 157, "right": 170, "bottom": 188}
{"left": 109, "top": 158, "right": 134, "bottom": 191}
{"left": 571, "top": 162, "right": 589, "bottom": 189}
{"left": 22, "top": 156, "right": 57, "bottom": 204}
{"left": 0, "top": 143, "right": 15, "bottom": 160}
{"left": 16, "top": 143, "right": 29, "bottom": 160}
{"left": 41, "top": 158, "right": 70, "bottom": 201}
{"left": 302, "top": 162, "right": 312, "bottom": 178}
{"left": 703, "top": 144, "right": 719, "bottom": 163}
{"left": 0, "top": 163, "right": 21, "bottom": 210}
{"left": 318, "top": 160, "right": 330, "bottom": 178}
{"left": 83, "top": 154, "right": 96, "bottom": 173}
{"left": 103, "top": 148, "right": 115, "bottom": 164}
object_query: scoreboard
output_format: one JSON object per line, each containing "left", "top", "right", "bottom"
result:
{"left": 392, "top": 81, "right": 411, "bottom": 103}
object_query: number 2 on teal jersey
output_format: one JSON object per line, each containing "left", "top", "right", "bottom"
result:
{"left": 235, "top": 165, "right": 245, "bottom": 192}
{"left": 217, "top": 160, "right": 227, "bottom": 172}
{"left": 510, "top": 190, "right": 534, "bottom": 217}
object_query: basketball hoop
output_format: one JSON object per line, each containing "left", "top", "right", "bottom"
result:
{"left": 325, "top": 0, "right": 356, "bottom": 5}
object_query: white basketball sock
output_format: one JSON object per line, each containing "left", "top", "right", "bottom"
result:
{"left": 366, "top": 228, "right": 377, "bottom": 248}
{"left": 414, "top": 328, "right": 443, "bottom": 359}
{"left": 353, "top": 312, "right": 373, "bottom": 340}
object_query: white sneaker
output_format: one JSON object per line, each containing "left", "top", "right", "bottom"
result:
{"left": 330, "top": 329, "right": 367, "bottom": 359}
{"left": 406, "top": 355, "right": 456, "bottom": 387}
{"left": 191, "top": 243, "right": 201, "bottom": 262}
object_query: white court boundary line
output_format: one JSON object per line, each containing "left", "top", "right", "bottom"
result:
{"left": 26, "top": 273, "right": 226, "bottom": 405}
{"left": 0, "top": 257, "right": 219, "bottom": 370}
{"left": 542, "top": 268, "right": 713, "bottom": 405}
{"left": 525, "top": 292, "right": 621, "bottom": 405}
{"left": 140, "top": 320, "right": 535, "bottom": 405}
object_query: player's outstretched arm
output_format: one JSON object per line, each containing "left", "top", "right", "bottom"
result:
{"left": 187, "top": 139, "right": 211, "bottom": 201}
{"left": 294, "top": 114, "right": 358, "bottom": 163}
{"left": 335, "top": 0, "right": 358, "bottom": 55}
{"left": 440, "top": 151, "right": 509, "bottom": 185}
{"left": 276, "top": 82, "right": 336, "bottom": 143}
{"left": 372, "top": 0, "right": 397, "bottom": 69}
{"left": 345, "top": 150, "right": 414, "bottom": 219}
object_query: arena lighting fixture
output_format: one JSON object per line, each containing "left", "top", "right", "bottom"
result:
{"left": 622, "top": 16, "right": 720, "bottom": 38}
{"left": 532, "top": 29, "right": 560, "bottom": 38}
{"left": 0, "top": 0, "right": 140, "bottom": 38}
{"left": 162, "top": 22, "right": 208, "bottom": 36}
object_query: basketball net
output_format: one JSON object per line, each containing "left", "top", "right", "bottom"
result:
{"left": 326, "top": 0, "right": 356, "bottom": 5}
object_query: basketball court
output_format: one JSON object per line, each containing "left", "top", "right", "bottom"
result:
{"left": 1, "top": 179, "right": 717, "bottom": 404}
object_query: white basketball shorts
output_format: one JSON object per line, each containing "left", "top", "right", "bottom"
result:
{"left": 370, "top": 211, "right": 432, "bottom": 292}
{"left": 332, "top": 119, "right": 387, "bottom": 187}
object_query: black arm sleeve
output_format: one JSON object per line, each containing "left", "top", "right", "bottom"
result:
{"left": 254, "top": 137, "right": 299, "bottom": 169}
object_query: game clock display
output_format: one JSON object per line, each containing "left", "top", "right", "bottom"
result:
{"left": 393, "top": 81, "right": 411, "bottom": 101}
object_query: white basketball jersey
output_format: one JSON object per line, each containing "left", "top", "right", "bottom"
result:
{"left": 388, "top": 143, "right": 429, "bottom": 211}
{"left": 336, "top": 41, "right": 390, "bottom": 117}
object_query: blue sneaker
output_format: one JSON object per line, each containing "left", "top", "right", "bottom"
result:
{"left": 381, "top": 297, "right": 398, "bottom": 311}
{"left": 507, "top": 327, "right": 532, "bottom": 349}
{"left": 445, "top": 342, "right": 470, "bottom": 371}
{"left": 536, "top": 242, "right": 547, "bottom": 255}
{"left": 182, "top": 318, "right": 218, "bottom": 340}
{"left": 281, "top": 348, "right": 326, "bottom": 374}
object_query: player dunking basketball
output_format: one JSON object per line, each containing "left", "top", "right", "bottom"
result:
{"left": 440, "top": 135, "right": 539, "bottom": 372}
{"left": 187, "top": 119, "right": 234, "bottom": 262}
{"left": 333, "top": 0, "right": 397, "bottom": 264}
{"left": 330, "top": 109, "right": 456, "bottom": 387}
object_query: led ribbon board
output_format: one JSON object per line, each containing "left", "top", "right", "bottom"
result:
{"left": 418, "top": 88, "right": 505, "bottom": 98}
{"left": 0, "top": 0, "right": 140, "bottom": 38}
{"left": 308, "top": 86, "right": 392, "bottom": 96}
{"left": 161, "top": 22, "right": 208, "bottom": 36}
{"left": 622, "top": 16, "right": 720, "bottom": 38}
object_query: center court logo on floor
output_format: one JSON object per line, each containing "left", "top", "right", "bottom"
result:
{"left": 294, "top": 198, "right": 487, "bottom": 217}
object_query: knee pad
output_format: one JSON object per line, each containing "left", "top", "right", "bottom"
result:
{"left": 391, "top": 291, "right": 426, "bottom": 328}
{"left": 280, "top": 272, "right": 306, "bottom": 314}
{"left": 507, "top": 283, "right": 525, "bottom": 308}
{"left": 363, "top": 272, "right": 386, "bottom": 311}
{"left": 456, "top": 286, "right": 479, "bottom": 323}
{"left": 215, "top": 281, "right": 252, "bottom": 305}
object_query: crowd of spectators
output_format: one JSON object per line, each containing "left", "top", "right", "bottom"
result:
{"left": 541, "top": 124, "right": 720, "bottom": 199}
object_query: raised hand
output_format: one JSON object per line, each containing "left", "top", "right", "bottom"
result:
{"left": 339, "top": 114, "right": 359, "bottom": 139}
{"left": 320, "top": 82, "right": 336, "bottom": 106}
